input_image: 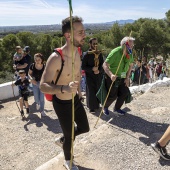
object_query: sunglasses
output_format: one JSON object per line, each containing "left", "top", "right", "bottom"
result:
{"left": 93, "top": 43, "right": 98, "bottom": 45}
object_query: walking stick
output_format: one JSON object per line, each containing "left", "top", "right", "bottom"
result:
{"left": 94, "top": 31, "right": 133, "bottom": 128}
{"left": 138, "top": 48, "right": 144, "bottom": 88}
{"left": 68, "top": 0, "right": 75, "bottom": 168}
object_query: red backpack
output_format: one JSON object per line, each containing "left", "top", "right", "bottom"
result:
{"left": 44, "top": 48, "right": 64, "bottom": 101}
{"left": 44, "top": 47, "right": 82, "bottom": 101}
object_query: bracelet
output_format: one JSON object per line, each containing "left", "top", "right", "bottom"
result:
{"left": 61, "top": 85, "right": 64, "bottom": 93}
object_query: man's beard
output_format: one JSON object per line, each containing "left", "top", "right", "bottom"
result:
{"left": 91, "top": 46, "right": 95, "bottom": 50}
{"left": 73, "top": 39, "right": 83, "bottom": 47}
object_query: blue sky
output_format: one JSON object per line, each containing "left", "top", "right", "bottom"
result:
{"left": 0, "top": 0, "right": 169, "bottom": 26}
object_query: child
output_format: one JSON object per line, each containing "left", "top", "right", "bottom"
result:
{"left": 11, "top": 70, "right": 30, "bottom": 118}
{"left": 13, "top": 46, "right": 23, "bottom": 61}
{"left": 13, "top": 46, "right": 24, "bottom": 79}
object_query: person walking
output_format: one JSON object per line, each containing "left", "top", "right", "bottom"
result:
{"left": 11, "top": 70, "right": 30, "bottom": 118}
{"left": 82, "top": 38, "right": 104, "bottom": 113}
{"left": 28, "top": 53, "right": 46, "bottom": 117}
{"left": 40, "top": 16, "right": 89, "bottom": 170}
{"left": 151, "top": 126, "right": 170, "bottom": 160}
{"left": 103, "top": 36, "right": 135, "bottom": 116}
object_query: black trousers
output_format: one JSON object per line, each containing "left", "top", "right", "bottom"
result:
{"left": 86, "top": 74, "right": 102, "bottom": 110}
{"left": 52, "top": 94, "right": 90, "bottom": 160}
{"left": 104, "top": 74, "right": 129, "bottom": 110}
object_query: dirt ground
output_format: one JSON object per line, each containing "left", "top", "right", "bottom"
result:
{"left": 0, "top": 84, "right": 170, "bottom": 170}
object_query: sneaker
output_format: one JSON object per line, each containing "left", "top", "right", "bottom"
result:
{"left": 55, "top": 137, "right": 64, "bottom": 148}
{"left": 36, "top": 104, "right": 40, "bottom": 110}
{"left": 89, "top": 109, "right": 95, "bottom": 113}
{"left": 41, "top": 110, "right": 47, "bottom": 117}
{"left": 103, "top": 108, "right": 109, "bottom": 116}
{"left": 26, "top": 108, "right": 29, "bottom": 114}
{"left": 113, "top": 109, "right": 126, "bottom": 116}
{"left": 151, "top": 142, "right": 170, "bottom": 160}
{"left": 63, "top": 160, "right": 79, "bottom": 170}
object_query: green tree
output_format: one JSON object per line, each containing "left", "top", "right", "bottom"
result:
{"left": 35, "top": 34, "right": 52, "bottom": 60}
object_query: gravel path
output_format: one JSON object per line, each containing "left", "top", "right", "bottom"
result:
{"left": 0, "top": 85, "right": 170, "bottom": 170}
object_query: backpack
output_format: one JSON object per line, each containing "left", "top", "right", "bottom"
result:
{"left": 44, "top": 48, "right": 64, "bottom": 101}
{"left": 44, "top": 47, "right": 82, "bottom": 101}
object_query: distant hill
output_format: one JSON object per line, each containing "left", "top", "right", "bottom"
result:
{"left": 105, "top": 19, "right": 135, "bottom": 25}
{"left": 0, "top": 19, "right": 135, "bottom": 34}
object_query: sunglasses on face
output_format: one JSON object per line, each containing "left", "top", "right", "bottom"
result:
{"left": 92, "top": 43, "right": 98, "bottom": 45}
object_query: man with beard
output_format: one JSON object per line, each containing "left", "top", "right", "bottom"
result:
{"left": 82, "top": 38, "right": 104, "bottom": 113}
{"left": 40, "top": 16, "right": 89, "bottom": 170}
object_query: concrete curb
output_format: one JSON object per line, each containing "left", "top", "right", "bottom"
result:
{"left": 35, "top": 152, "right": 63, "bottom": 170}
{"left": 35, "top": 123, "right": 109, "bottom": 170}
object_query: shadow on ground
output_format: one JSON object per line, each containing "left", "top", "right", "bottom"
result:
{"left": 23, "top": 102, "right": 61, "bottom": 134}
{"left": 92, "top": 107, "right": 169, "bottom": 146}
{"left": 23, "top": 112, "right": 62, "bottom": 134}
{"left": 78, "top": 166, "right": 94, "bottom": 170}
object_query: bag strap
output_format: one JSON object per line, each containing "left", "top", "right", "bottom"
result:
{"left": 52, "top": 47, "right": 81, "bottom": 85}
{"left": 53, "top": 48, "right": 65, "bottom": 85}
{"left": 78, "top": 47, "right": 82, "bottom": 56}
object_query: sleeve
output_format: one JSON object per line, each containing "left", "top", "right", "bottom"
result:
{"left": 22, "top": 57, "right": 27, "bottom": 64}
{"left": 26, "top": 78, "right": 30, "bottom": 85}
{"left": 29, "top": 63, "right": 34, "bottom": 71}
{"left": 98, "top": 53, "right": 104, "bottom": 72}
{"left": 14, "top": 79, "right": 20, "bottom": 86}
{"left": 26, "top": 55, "right": 32, "bottom": 65}
{"left": 105, "top": 49, "right": 116, "bottom": 65}
{"left": 81, "top": 52, "right": 93, "bottom": 73}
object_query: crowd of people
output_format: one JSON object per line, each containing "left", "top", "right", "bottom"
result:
{"left": 11, "top": 15, "right": 170, "bottom": 170}
{"left": 131, "top": 57, "right": 168, "bottom": 86}
{"left": 12, "top": 46, "right": 47, "bottom": 118}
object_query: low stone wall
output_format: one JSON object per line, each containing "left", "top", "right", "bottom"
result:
{"left": 0, "top": 81, "right": 19, "bottom": 100}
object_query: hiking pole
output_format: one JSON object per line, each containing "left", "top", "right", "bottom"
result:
{"left": 94, "top": 31, "right": 132, "bottom": 128}
{"left": 138, "top": 48, "right": 144, "bottom": 88}
{"left": 68, "top": 0, "right": 75, "bottom": 169}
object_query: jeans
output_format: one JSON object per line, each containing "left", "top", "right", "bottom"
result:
{"left": 32, "top": 81, "right": 44, "bottom": 112}
{"left": 81, "top": 75, "right": 86, "bottom": 92}
{"left": 159, "top": 73, "right": 166, "bottom": 80}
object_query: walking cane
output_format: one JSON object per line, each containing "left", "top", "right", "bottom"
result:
{"left": 68, "top": 0, "right": 75, "bottom": 169}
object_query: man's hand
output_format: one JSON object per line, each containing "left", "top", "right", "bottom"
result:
{"left": 30, "top": 79, "right": 37, "bottom": 85}
{"left": 65, "top": 81, "right": 79, "bottom": 93}
{"left": 124, "top": 78, "right": 130, "bottom": 87}
{"left": 11, "top": 82, "right": 14, "bottom": 87}
{"left": 94, "top": 70, "right": 99, "bottom": 74}
{"left": 110, "top": 74, "right": 117, "bottom": 82}
{"left": 92, "top": 66, "right": 98, "bottom": 72}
